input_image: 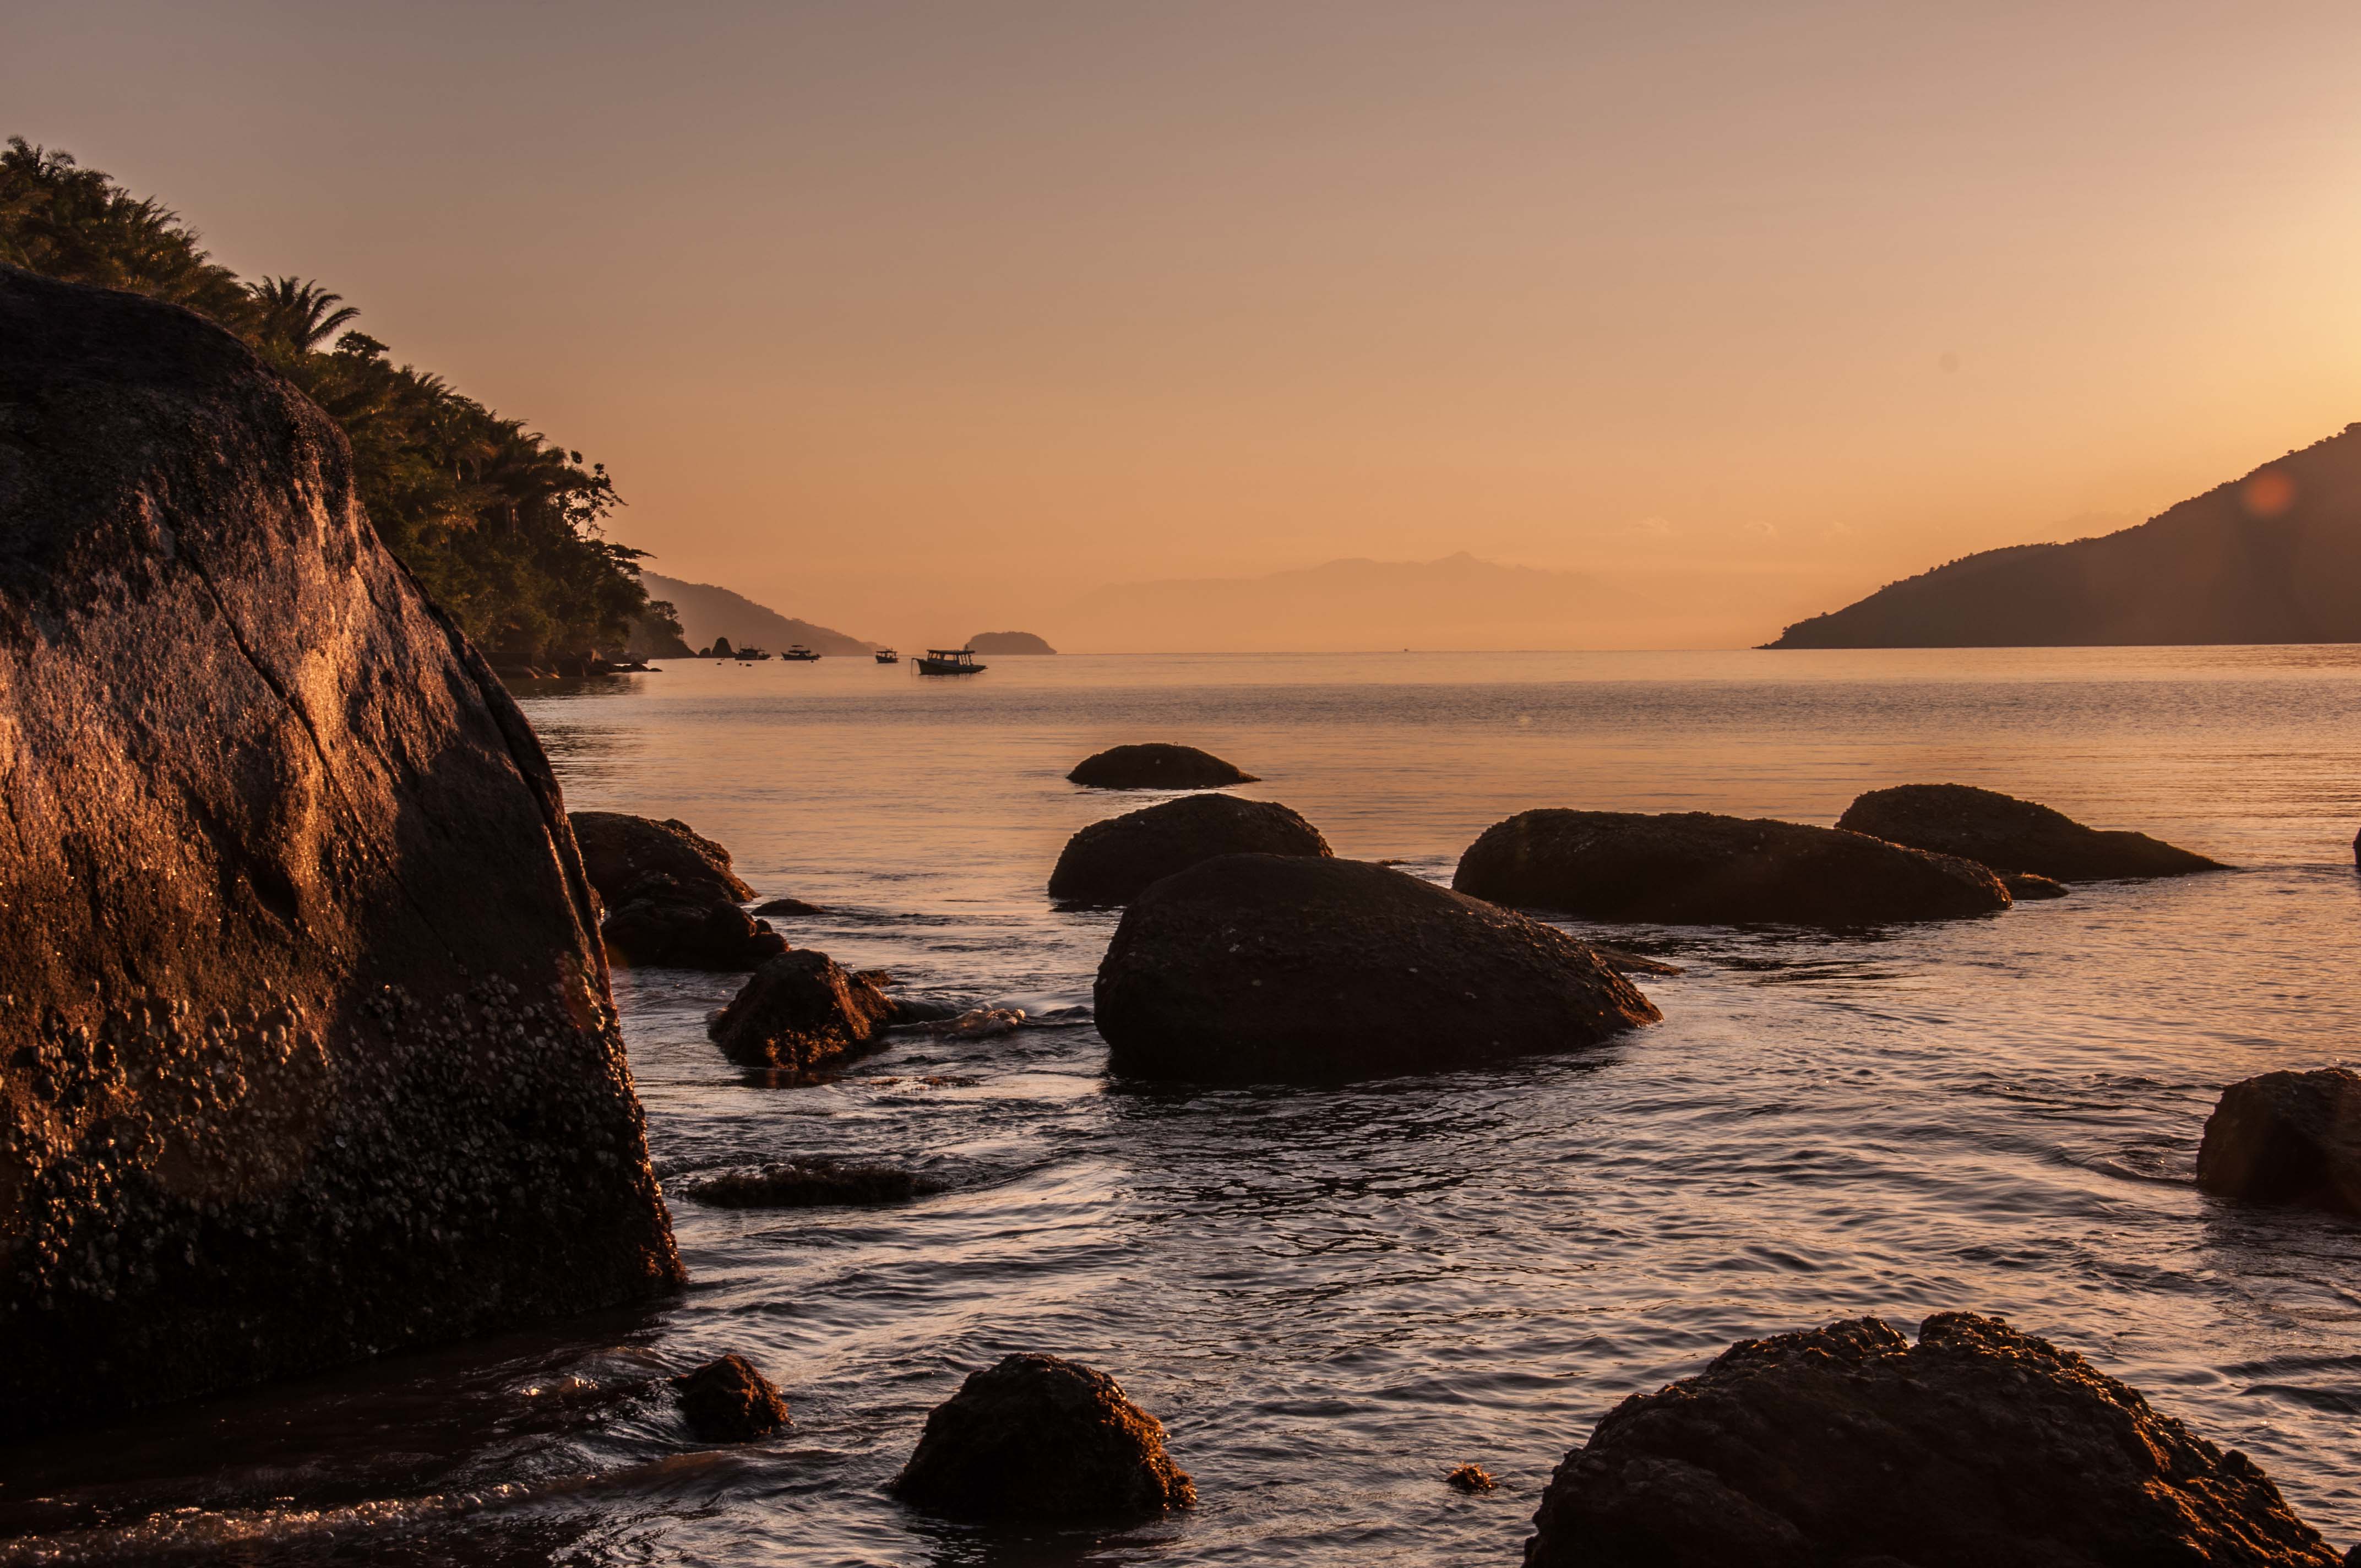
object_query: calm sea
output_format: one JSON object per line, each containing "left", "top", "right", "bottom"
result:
{"left": 8, "top": 647, "right": 2361, "bottom": 1566}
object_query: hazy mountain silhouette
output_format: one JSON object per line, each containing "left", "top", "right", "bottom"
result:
{"left": 640, "top": 571, "right": 876, "bottom": 654}
{"left": 1054, "top": 552, "right": 1662, "bottom": 652}
{"left": 1768, "top": 423, "right": 2361, "bottom": 648}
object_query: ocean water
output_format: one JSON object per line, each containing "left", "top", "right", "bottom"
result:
{"left": 8, "top": 646, "right": 2361, "bottom": 1566}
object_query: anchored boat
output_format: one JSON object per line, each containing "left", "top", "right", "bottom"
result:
{"left": 913, "top": 647, "right": 986, "bottom": 676}
{"left": 780, "top": 645, "right": 822, "bottom": 661}
{"left": 874, "top": 647, "right": 900, "bottom": 664}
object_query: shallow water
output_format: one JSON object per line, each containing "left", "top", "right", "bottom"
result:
{"left": 8, "top": 647, "right": 2361, "bottom": 1565}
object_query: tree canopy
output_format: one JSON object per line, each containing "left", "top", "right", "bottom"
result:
{"left": 0, "top": 137, "right": 686, "bottom": 663}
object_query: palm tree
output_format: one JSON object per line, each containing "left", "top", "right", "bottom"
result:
{"left": 246, "top": 275, "right": 360, "bottom": 357}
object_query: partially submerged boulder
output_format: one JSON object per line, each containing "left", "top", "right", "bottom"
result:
{"left": 893, "top": 1353, "right": 1194, "bottom": 1520}
{"left": 1837, "top": 783, "right": 2226, "bottom": 881}
{"left": 750, "top": 895, "right": 823, "bottom": 917}
{"left": 2196, "top": 1067, "right": 2361, "bottom": 1217}
{"left": 1525, "top": 1313, "right": 2340, "bottom": 1567}
{"left": 1067, "top": 743, "right": 1257, "bottom": 790}
{"left": 1096, "top": 855, "right": 1659, "bottom": 1082}
{"left": 568, "top": 810, "right": 754, "bottom": 905}
{"left": 673, "top": 1354, "right": 788, "bottom": 1442}
{"left": 0, "top": 267, "right": 681, "bottom": 1437}
{"left": 709, "top": 949, "right": 899, "bottom": 1072}
{"left": 601, "top": 892, "right": 786, "bottom": 971}
{"left": 1454, "top": 809, "right": 2010, "bottom": 927}
{"left": 2002, "top": 871, "right": 2070, "bottom": 901}
{"left": 1049, "top": 794, "right": 1331, "bottom": 905}
{"left": 681, "top": 1159, "right": 944, "bottom": 1208}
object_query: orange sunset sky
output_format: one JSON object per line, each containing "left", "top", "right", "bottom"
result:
{"left": 10, "top": 1, "right": 2361, "bottom": 650}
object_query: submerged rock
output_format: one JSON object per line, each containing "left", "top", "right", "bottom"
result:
{"left": 893, "top": 1353, "right": 1194, "bottom": 1520}
{"left": 1525, "top": 1313, "right": 2341, "bottom": 1568}
{"left": 1446, "top": 1463, "right": 1499, "bottom": 1494}
{"left": 1453, "top": 809, "right": 2010, "bottom": 927}
{"left": 1096, "top": 854, "right": 1659, "bottom": 1082}
{"left": 601, "top": 893, "right": 786, "bottom": 971}
{"left": 673, "top": 1354, "right": 789, "bottom": 1442}
{"left": 0, "top": 268, "right": 681, "bottom": 1436}
{"left": 1067, "top": 743, "right": 1258, "bottom": 790}
{"left": 2002, "top": 871, "right": 2071, "bottom": 900}
{"left": 569, "top": 811, "right": 754, "bottom": 905}
{"left": 1049, "top": 794, "right": 1331, "bottom": 905}
{"left": 709, "top": 949, "right": 899, "bottom": 1071}
{"left": 750, "top": 895, "right": 824, "bottom": 917}
{"left": 2197, "top": 1068, "right": 2361, "bottom": 1217}
{"left": 1837, "top": 783, "right": 2227, "bottom": 881}
{"left": 681, "top": 1159, "right": 944, "bottom": 1208}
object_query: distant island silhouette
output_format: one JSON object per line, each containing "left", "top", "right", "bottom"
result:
{"left": 639, "top": 572, "right": 875, "bottom": 656}
{"left": 1768, "top": 423, "right": 2361, "bottom": 647}
{"left": 968, "top": 630, "right": 1056, "bottom": 654}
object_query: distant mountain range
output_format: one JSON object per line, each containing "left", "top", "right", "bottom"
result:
{"left": 1053, "top": 552, "right": 1665, "bottom": 651}
{"left": 1768, "top": 423, "right": 2361, "bottom": 648}
{"left": 639, "top": 571, "right": 876, "bottom": 655}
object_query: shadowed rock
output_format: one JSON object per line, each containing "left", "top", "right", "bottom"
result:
{"left": 1525, "top": 1313, "right": 2341, "bottom": 1568}
{"left": 1837, "top": 783, "right": 2226, "bottom": 881}
{"left": 568, "top": 811, "right": 754, "bottom": 905}
{"left": 1049, "top": 794, "right": 1331, "bottom": 905}
{"left": 2197, "top": 1068, "right": 2361, "bottom": 1217}
{"left": 1454, "top": 809, "right": 2010, "bottom": 927}
{"left": 2002, "top": 872, "right": 2071, "bottom": 900}
{"left": 0, "top": 267, "right": 681, "bottom": 1437}
{"left": 709, "top": 949, "right": 899, "bottom": 1071}
{"left": 601, "top": 894, "right": 786, "bottom": 971}
{"left": 751, "top": 895, "right": 824, "bottom": 917}
{"left": 893, "top": 1353, "right": 1194, "bottom": 1520}
{"left": 1067, "top": 743, "right": 1258, "bottom": 790}
{"left": 1096, "top": 854, "right": 1659, "bottom": 1082}
{"left": 680, "top": 1159, "right": 944, "bottom": 1207}
{"left": 673, "top": 1354, "right": 788, "bottom": 1442}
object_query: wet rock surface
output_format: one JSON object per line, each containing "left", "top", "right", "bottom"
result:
{"left": 1454, "top": 809, "right": 2011, "bottom": 927}
{"left": 0, "top": 268, "right": 681, "bottom": 1437}
{"left": 679, "top": 1159, "right": 944, "bottom": 1207}
{"left": 568, "top": 811, "right": 754, "bottom": 905}
{"left": 601, "top": 893, "right": 786, "bottom": 971}
{"left": 2197, "top": 1068, "right": 2361, "bottom": 1217}
{"left": 750, "top": 895, "right": 824, "bottom": 917}
{"left": 893, "top": 1353, "right": 1194, "bottom": 1520}
{"left": 673, "top": 1354, "right": 788, "bottom": 1442}
{"left": 1525, "top": 1313, "right": 2341, "bottom": 1568}
{"left": 1838, "top": 782, "right": 2227, "bottom": 881}
{"left": 2001, "top": 871, "right": 2071, "bottom": 900}
{"left": 708, "top": 950, "right": 900, "bottom": 1072}
{"left": 1067, "top": 743, "right": 1258, "bottom": 790}
{"left": 1096, "top": 854, "right": 1660, "bottom": 1082}
{"left": 1049, "top": 793, "right": 1332, "bottom": 905}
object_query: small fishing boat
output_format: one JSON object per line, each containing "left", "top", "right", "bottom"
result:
{"left": 780, "top": 645, "right": 822, "bottom": 661}
{"left": 874, "top": 648, "right": 900, "bottom": 664}
{"left": 732, "top": 646, "right": 771, "bottom": 661}
{"left": 913, "top": 647, "right": 986, "bottom": 676}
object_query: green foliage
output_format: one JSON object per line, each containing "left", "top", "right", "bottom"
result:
{"left": 0, "top": 136, "right": 683, "bottom": 662}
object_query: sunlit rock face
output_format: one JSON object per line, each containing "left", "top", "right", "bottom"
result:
{"left": 0, "top": 266, "right": 682, "bottom": 1437}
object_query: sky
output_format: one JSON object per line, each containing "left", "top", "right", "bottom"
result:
{"left": 9, "top": 1, "right": 2361, "bottom": 650}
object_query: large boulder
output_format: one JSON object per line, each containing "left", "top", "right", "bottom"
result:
{"left": 673, "top": 1353, "right": 788, "bottom": 1442}
{"left": 2196, "top": 1067, "right": 2361, "bottom": 1217}
{"left": 1453, "top": 809, "right": 2010, "bottom": 926}
{"left": 709, "top": 949, "right": 899, "bottom": 1071}
{"left": 892, "top": 1353, "right": 1194, "bottom": 1520}
{"left": 1095, "top": 854, "right": 1659, "bottom": 1082}
{"left": 1048, "top": 794, "right": 1331, "bottom": 905}
{"left": 0, "top": 267, "right": 681, "bottom": 1437}
{"left": 1525, "top": 1313, "right": 2340, "bottom": 1568}
{"left": 1067, "top": 743, "right": 1256, "bottom": 790}
{"left": 1838, "top": 783, "right": 2226, "bottom": 881}
{"left": 601, "top": 892, "right": 786, "bottom": 971}
{"left": 568, "top": 810, "right": 754, "bottom": 905}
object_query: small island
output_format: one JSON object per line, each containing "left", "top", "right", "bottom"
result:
{"left": 967, "top": 630, "right": 1057, "bottom": 654}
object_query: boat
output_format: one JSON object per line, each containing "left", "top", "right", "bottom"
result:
{"left": 780, "top": 645, "right": 822, "bottom": 661}
{"left": 913, "top": 647, "right": 986, "bottom": 676}
{"left": 732, "top": 646, "right": 771, "bottom": 661}
{"left": 874, "top": 648, "right": 900, "bottom": 664}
